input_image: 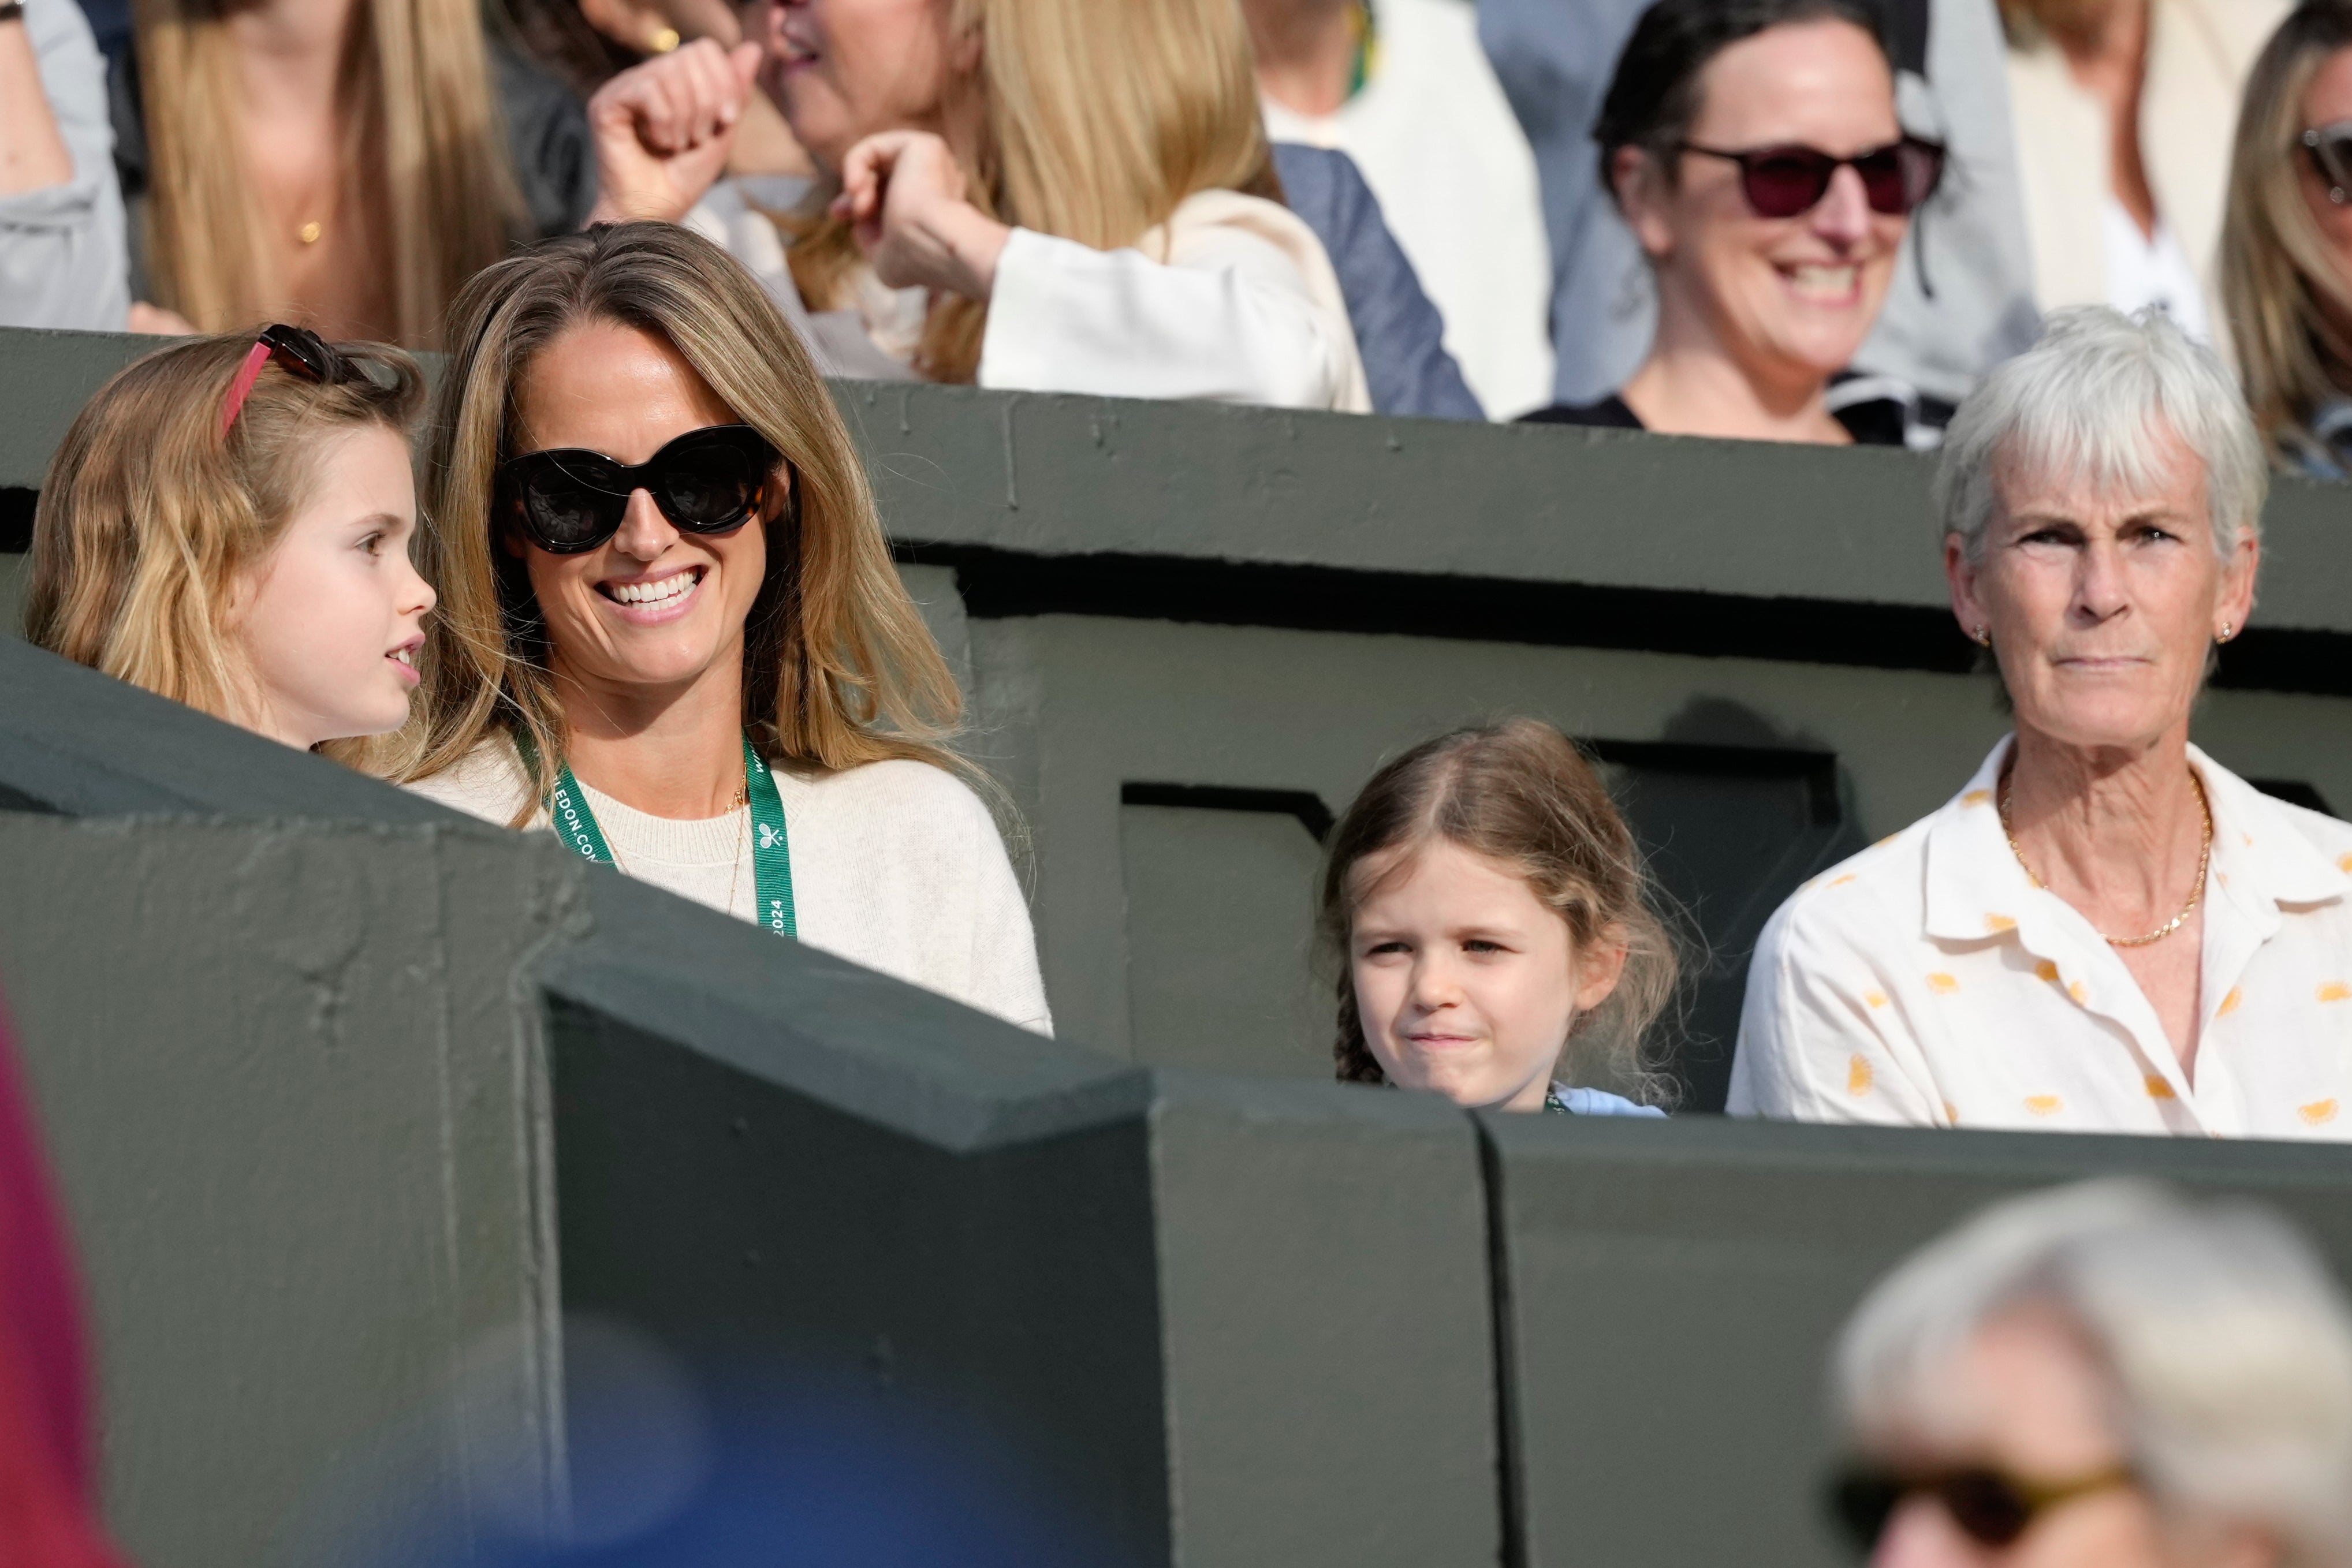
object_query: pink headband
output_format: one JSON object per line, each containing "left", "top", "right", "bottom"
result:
{"left": 218, "top": 339, "right": 276, "bottom": 438}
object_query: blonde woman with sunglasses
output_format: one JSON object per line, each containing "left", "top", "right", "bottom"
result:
{"left": 2222, "top": 0, "right": 2352, "bottom": 477}
{"left": 396, "top": 222, "right": 1050, "bottom": 1034}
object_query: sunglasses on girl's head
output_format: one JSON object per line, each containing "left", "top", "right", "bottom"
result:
{"left": 1828, "top": 1462, "right": 2135, "bottom": 1554}
{"left": 220, "top": 322, "right": 362, "bottom": 435}
{"left": 496, "top": 423, "right": 783, "bottom": 555}
{"left": 1680, "top": 136, "right": 1945, "bottom": 219}
{"left": 2303, "top": 121, "right": 2352, "bottom": 204}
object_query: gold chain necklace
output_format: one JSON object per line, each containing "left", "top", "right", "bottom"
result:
{"left": 722, "top": 778, "right": 750, "bottom": 914}
{"left": 1998, "top": 770, "right": 2213, "bottom": 947}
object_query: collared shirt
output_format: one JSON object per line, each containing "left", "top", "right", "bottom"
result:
{"left": 1729, "top": 738, "right": 2352, "bottom": 1138}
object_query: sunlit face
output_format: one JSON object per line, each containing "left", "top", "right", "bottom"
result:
{"left": 2296, "top": 47, "right": 2352, "bottom": 316}
{"left": 1866, "top": 1308, "right": 2262, "bottom": 1568}
{"left": 1620, "top": 20, "right": 1907, "bottom": 395}
{"left": 508, "top": 320, "right": 778, "bottom": 710}
{"left": 758, "top": 0, "right": 955, "bottom": 173}
{"left": 230, "top": 424, "right": 433, "bottom": 750}
{"left": 1348, "top": 838, "right": 1626, "bottom": 1114}
{"left": 1947, "top": 427, "right": 2259, "bottom": 757}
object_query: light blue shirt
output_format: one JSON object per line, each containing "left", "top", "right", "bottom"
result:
{"left": 1548, "top": 1083, "right": 1667, "bottom": 1118}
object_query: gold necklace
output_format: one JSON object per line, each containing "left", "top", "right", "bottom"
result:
{"left": 1998, "top": 770, "right": 2213, "bottom": 947}
{"left": 722, "top": 778, "right": 750, "bottom": 915}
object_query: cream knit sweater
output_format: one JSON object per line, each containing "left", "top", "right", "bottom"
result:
{"left": 406, "top": 742, "right": 1052, "bottom": 1035}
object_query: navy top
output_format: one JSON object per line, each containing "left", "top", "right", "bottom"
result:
{"left": 1272, "top": 143, "right": 1485, "bottom": 422}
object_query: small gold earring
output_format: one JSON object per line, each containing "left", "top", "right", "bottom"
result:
{"left": 2217, "top": 622, "right": 2234, "bottom": 644}
{"left": 1974, "top": 625, "right": 1992, "bottom": 647}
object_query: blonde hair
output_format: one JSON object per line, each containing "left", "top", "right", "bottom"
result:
{"left": 787, "top": 0, "right": 1279, "bottom": 383}
{"left": 24, "top": 331, "right": 425, "bottom": 754}
{"left": 2221, "top": 0, "right": 2352, "bottom": 469}
{"left": 136, "top": 0, "right": 530, "bottom": 347}
{"left": 395, "top": 222, "right": 965, "bottom": 817}
{"left": 1315, "top": 720, "right": 1682, "bottom": 1107}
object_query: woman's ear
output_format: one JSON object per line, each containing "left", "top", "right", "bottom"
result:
{"left": 1613, "top": 145, "right": 1677, "bottom": 262}
{"left": 1572, "top": 925, "right": 1631, "bottom": 1014}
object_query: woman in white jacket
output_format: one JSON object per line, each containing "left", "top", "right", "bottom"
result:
{"left": 585, "top": 0, "right": 1370, "bottom": 411}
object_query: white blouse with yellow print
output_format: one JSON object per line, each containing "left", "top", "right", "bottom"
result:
{"left": 1730, "top": 737, "right": 2352, "bottom": 1138}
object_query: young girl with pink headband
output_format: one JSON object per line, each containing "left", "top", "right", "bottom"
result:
{"left": 25, "top": 327, "right": 435, "bottom": 763}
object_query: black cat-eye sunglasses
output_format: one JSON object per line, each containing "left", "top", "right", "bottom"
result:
{"left": 496, "top": 423, "right": 785, "bottom": 555}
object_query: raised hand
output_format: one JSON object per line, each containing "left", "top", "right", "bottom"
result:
{"left": 831, "top": 129, "right": 1010, "bottom": 301}
{"left": 587, "top": 39, "right": 764, "bottom": 226}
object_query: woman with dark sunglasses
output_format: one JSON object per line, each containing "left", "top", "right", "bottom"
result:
{"left": 397, "top": 221, "right": 1050, "bottom": 1035}
{"left": 2223, "top": 0, "right": 2352, "bottom": 478}
{"left": 1828, "top": 1180, "right": 2352, "bottom": 1567}
{"left": 1520, "top": 0, "right": 1939, "bottom": 444}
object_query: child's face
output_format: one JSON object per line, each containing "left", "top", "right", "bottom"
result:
{"left": 230, "top": 424, "right": 433, "bottom": 750}
{"left": 1349, "top": 839, "right": 1627, "bottom": 1113}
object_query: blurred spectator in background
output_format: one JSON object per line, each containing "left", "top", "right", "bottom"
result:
{"left": 2223, "top": 0, "right": 2352, "bottom": 478}
{"left": 1318, "top": 719, "right": 1676, "bottom": 1117}
{"left": 0, "top": 0, "right": 126, "bottom": 330}
{"left": 1829, "top": 1181, "right": 2352, "bottom": 1567}
{"left": 497, "top": 0, "right": 810, "bottom": 181}
{"left": 1269, "top": 143, "right": 1484, "bottom": 419}
{"left": 106, "top": 0, "right": 595, "bottom": 345}
{"left": 1522, "top": 0, "right": 1941, "bottom": 443}
{"left": 1243, "top": 0, "right": 1552, "bottom": 417}
{"left": 2003, "top": 0, "right": 2285, "bottom": 347}
{"left": 1731, "top": 308, "right": 2352, "bottom": 1138}
{"left": 1484, "top": 0, "right": 2038, "bottom": 426}
{"left": 591, "top": 0, "right": 1369, "bottom": 410}
{"left": 0, "top": 998, "right": 128, "bottom": 1568}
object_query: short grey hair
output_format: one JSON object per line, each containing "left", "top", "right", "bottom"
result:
{"left": 1935, "top": 307, "right": 2269, "bottom": 563}
{"left": 1834, "top": 1181, "right": 2352, "bottom": 1566}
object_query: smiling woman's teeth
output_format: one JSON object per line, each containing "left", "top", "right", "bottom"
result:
{"left": 610, "top": 572, "right": 698, "bottom": 608}
{"left": 1789, "top": 264, "right": 1859, "bottom": 299}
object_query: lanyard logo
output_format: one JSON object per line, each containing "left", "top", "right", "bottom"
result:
{"left": 758, "top": 822, "right": 785, "bottom": 851}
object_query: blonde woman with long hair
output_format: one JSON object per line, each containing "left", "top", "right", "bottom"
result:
{"left": 117, "top": 0, "right": 596, "bottom": 345}
{"left": 2222, "top": 0, "right": 2352, "bottom": 476}
{"left": 25, "top": 327, "right": 435, "bottom": 757}
{"left": 397, "top": 222, "right": 1050, "bottom": 1032}
{"left": 583, "top": 0, "right": 1370, "bottom": 408}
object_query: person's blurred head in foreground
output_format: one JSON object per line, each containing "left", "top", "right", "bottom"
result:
{"left": 1597, "top": 0, "right": 1939, "bottom": 441}
{"left": 1318, "top": 719, "right": 1679, "bottom": 1113}
{"left": 1831, "top": 1180, "right": 2352, "bottom": 1568}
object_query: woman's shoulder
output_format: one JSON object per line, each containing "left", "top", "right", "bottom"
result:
{"left": 403, "top": 738, "right": 534, "bottom": 827}
{"left": 1758, "top": 819, "right": 1936, "bottom": 957}
{"left": 780, "top": 755, "right": 999, "bottom": 834}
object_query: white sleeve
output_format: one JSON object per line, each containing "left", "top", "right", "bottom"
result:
{"left": 978, "top": 219, "right": 1363, "bottom": 411}
{"left": 1727, "top": 895, "right": 1944, "bottom": 1128}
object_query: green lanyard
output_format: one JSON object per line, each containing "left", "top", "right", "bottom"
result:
{"left": 535, "top": 732, "right": 796, "bottom": 939}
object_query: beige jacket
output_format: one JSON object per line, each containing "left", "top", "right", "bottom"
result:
{"left": 2006, "top": 0, "right": 2287, "bottom": 346}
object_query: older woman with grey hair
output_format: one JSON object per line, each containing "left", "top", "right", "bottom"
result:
{"left": 1828, "top": 1181, "right": 2352, "bottom": 1565}
{"left": 1731, "top": 305, "right": 2352, "bottom": 1136}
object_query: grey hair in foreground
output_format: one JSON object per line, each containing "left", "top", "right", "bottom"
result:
{"left": 1834, "top": 1180, "right": 2352, "bottom": 1566}
{"left": 1935, "top": 307, "right": 2268, "bottom": 563}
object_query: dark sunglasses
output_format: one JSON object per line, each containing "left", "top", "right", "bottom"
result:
{"left": 2303, "top": 120, "right": 2352, "bottom": 205}
{"left": 496, "top": 424, "right": 783, "bottom": 555}
{"left": 220, "top": 323, "right": 363, "bottom": 436}
{"left": 1828, "top": 1462, "right": 2135, "bottom": 1553}
{"left": 1680, "top": 137, "right": 1945, "bottom": 219}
